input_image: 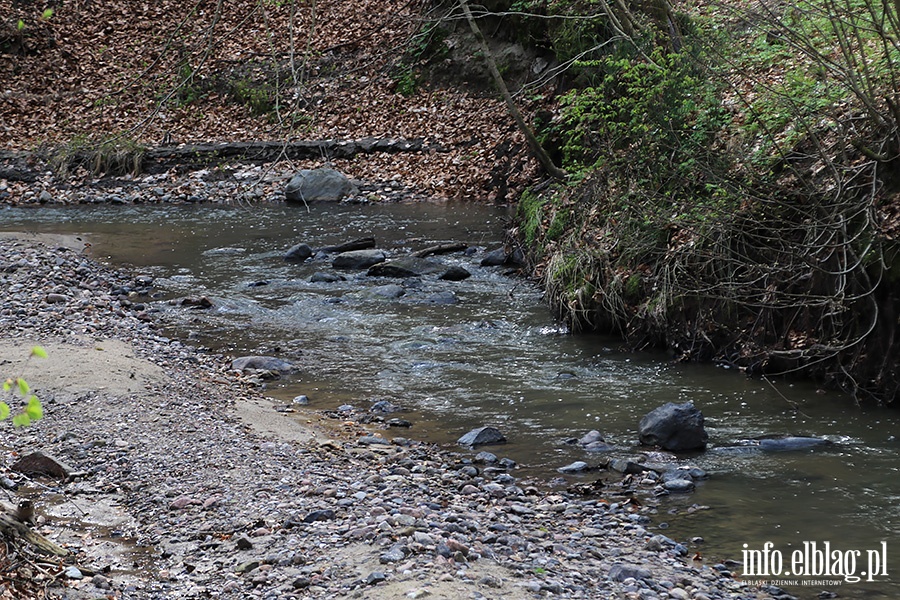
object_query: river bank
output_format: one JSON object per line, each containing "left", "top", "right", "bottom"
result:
{"left": 0, "top": 234, "right": 782, "bottom": 599}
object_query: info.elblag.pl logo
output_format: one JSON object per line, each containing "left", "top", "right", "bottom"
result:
{"left": 742, "top": 541, "right": 889, "bottom": 584}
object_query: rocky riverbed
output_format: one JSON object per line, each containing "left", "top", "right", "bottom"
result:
{"left": 0, "top": 233, "right": 788, "bottom": 599}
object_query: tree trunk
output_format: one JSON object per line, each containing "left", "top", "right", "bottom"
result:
{"left": 458, "top": 0, "right": 568, "bottom": 182}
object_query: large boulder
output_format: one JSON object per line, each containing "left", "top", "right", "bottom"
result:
{"left": 638, "top": 402, "right": 708, "bottom": 451}
{"left": 284, "top": 168, "right": 358, "bottom": 203}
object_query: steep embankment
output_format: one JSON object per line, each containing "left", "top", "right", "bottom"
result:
{"left": 511, "top": 0, "right": 900, "bottom": 402}
{"left": 0, "top": 0, "right": 543, "bottom": 200}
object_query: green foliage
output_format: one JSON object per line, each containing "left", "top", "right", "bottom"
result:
{"left": 173, "top": 62, "right": 205, "bottom": 107}
{"left": 549, "top": 46, "right": 730, "bottom": 191}
{"left": 393, "top": 67, "right": 418, "bottom": 97}
{"left": 41, "top": 9, "right": 54, "bottom": 20}
{"left": 231, "top": 78, "right": 273, "bottom": 116}
{"left": 1, "top": 347, "right": 46, "bottom": 428}
{"left": 517, "top": 188, "right": 548, "bottom": 247}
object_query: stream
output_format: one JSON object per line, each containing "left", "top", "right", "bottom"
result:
{"left": 2, "top": 201, "right": 899, "bottom": 598}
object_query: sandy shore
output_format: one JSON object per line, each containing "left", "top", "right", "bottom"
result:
{"left": 0, "top": 232, "right": 776, "bottom": 600}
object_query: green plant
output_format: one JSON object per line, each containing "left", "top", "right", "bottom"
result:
{"left": 231, "top": 78, "right": 273, "bottom": 116}
{"left": 393, "top": 67, "right": 418, "bottom": 97}
{"left": 2, "top": 347, "right": 46, "bottom": 427}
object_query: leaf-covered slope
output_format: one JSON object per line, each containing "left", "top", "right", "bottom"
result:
{"left": 0, "top": 0, "right": 540, "bottom": 199}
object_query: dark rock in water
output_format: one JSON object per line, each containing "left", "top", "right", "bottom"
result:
{"left": 439, "top": 266, "right": 471, "bottom": 281}
{"left": 480, "top": 248, "right": 508, "bottom": 266}
{"left": 231, "top": 356, "right": 295, "bottom": 374}
{"left": 333, "top": 249, "right": 386, "bottom": 270}
{"left": 284, "top": 168, "right": 358, "bottom": 202}
{"left": 714, "top": 436, "right": 834, "bottom": 454}
{"left": 578, "top": 430, "right": 605, "bottom": 446}
{"left": 424, "top": 291, "right": 458, "bottom": 305}
{"left": 756, "top": 436, "right": 832, "bottom": 451}
{"left": 370, "top": 399, "right": 399, "bottom": 413}
{"left": 11, "top": 451, "right": 73, "bottom": 479}
{"left": 607, "top": 459, "right": 648, "bottom": 475}
{"left": 458, "top": 426, "right": 506, "bottom": 447}
{"left": 366, "top": 284, "right": 405, "bottom": 299}
{"left": 686, "top": 466, "right": 708, "bottom": 479}
{"left": 310, "top": 271, "right": 345, "bottom": 283}
{"left": 284, "top": 243, "right": 313, "bottom": 262}
{"left": 639, "top": 402, "right": 708, "bottom": 451}
{"left": 609, "top": 564, "right": 652, "bottom": 582}
{"left": 558, "top": 461, "right": 590, "bottom": 474}
{"left": 663, "top": 478, "right": 695, "bottom": 492}
{"left": 181, "top": 296, "right": 213, "bottom": 308}
{"left": 247, "top": 280, "right": 269, "bottom": 287}
{"left": 367, "top": 257, "right": 444, "bottom": 278}
{"left": 480, "top": 247, "right": 525, "bottom": 267}
{"left": 584, "top": 441, "right": 614, "bottom": 453}
{"left": 292, "top": 395, "right": 310, "bottom": 406}
{"left": 387, "top": 418, "right": 411, "bottom": 428}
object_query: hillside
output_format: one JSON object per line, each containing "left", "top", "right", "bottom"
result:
{"left": 1, "top": 0, "right": 541, "bottom": 200}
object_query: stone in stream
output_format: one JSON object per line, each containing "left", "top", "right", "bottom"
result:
{"left": 578, "top": 430, "right": 605, "bottom": 445}
{"left": 284, "top": 168, "right": 358, "bottom": 203}
{"left": 662, "top": 478, "right": 695, "bottom": 492}
{"left": 439, "top": 266, "right": 471, "bottom": 281}
{"left": 230, "top": 356, "right": 296, "bottom": 374}
{"left": 576, "top": 430, "right": 614, "bottom": 452}
{"left": 367, "top": 257, "right": 444, "bottom": 278}
{"left": 480, "top": 247, "right": 526, "bottom": 267}
{"left": 309, "top": 271, "right": 345, "bottom": 283}
{"left": 756, "top": 436, "right": 832, "bottom": 451}
{"left": 365, "top": 284, "right": 405, "bottom": 299}
{"left": 424, "top": 291, "right": 459, "bottom": 305}
{"left": 606, "top": 458, "right": 648, "bottom": 475}
{"left": 332, "top": 249, "right": 386, "bottom": 270}
{"left": 480, "top": 248, "right": 508, "bottom": 266}
{"left": 713, "top": 436, "right": 833, "bottom": 454}
{"left": 584, "top": 441, "right": 614, "bottom": 452}
{"left": 370, "top": 399, "right": 399, "bottom": 413}
{"left": 474, "top": 451, "right": 498, "bottom": 464}
{"left": 638, "top": 402, "right": 708, "bottom": 451}
{"left": 557, "top": 461, "right": 590, "bottom": 474}
{"left": 284, "top": 243, "right": 313, "bottom": 262}
{"left": 458, "top": 426, "right": 506, "bottom": 447}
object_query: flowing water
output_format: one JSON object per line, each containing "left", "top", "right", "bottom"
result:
{"left": 3, "top": 202, "right": 899, "bottom": 598}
